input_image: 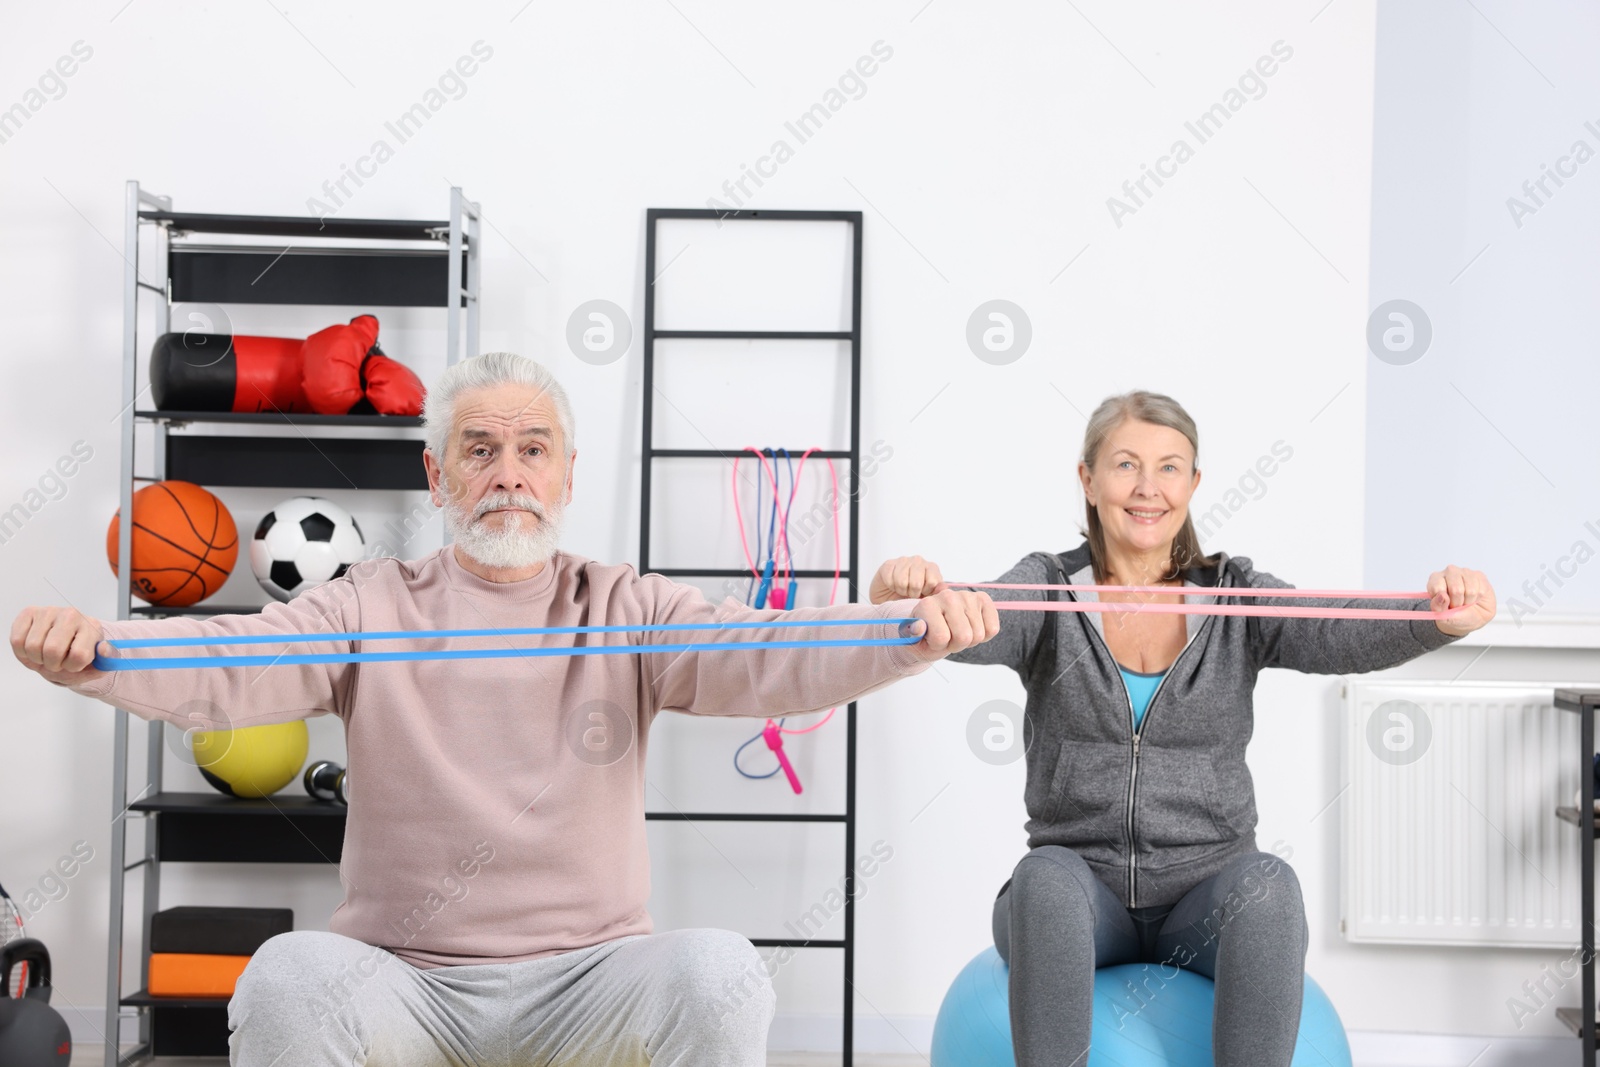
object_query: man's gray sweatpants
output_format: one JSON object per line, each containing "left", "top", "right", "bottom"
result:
{"left": 228, "top": 928, "right": 775, "bottom": 1066}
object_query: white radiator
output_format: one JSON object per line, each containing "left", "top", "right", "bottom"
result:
{"left": 1342, "top": 680, "right": 1586, "bottom": 948}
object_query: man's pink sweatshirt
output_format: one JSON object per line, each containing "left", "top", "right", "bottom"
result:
{"left": 64, "top": 547, "right": 928, "bottom": 968}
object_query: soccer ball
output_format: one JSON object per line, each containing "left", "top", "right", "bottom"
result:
{"left": 250, "top": 497, "right": 365, "bottom": 602}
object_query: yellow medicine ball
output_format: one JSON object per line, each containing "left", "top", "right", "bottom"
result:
{"left": 192, "top": 721, "right": 309, "bottom": 798}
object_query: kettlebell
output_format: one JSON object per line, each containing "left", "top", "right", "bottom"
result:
{"left": 0, "top": 938, "right": 71, "bottom": 1066}
{"left": 304, "top": 759, "right": 349, "bottom": 804}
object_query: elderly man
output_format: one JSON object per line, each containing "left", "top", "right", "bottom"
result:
{"left": 11, "top": 351, "right": 999, "bottom": 1067}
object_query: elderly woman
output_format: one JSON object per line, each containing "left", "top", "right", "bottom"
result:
{"left": 871, "top": 390, "right": 1495, "bottom": 1067}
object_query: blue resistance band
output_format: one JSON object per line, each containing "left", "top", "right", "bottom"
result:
{"left": 93, "top": 617, "right": 923, "bottom": 672}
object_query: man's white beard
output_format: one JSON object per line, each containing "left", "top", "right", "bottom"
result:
{"left": 444, "top": 490, "right": 565, "bottom": 572}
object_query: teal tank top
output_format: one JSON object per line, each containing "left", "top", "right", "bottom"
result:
{"left": 1120, "top": 667, "right": 1166, "bottom": 730}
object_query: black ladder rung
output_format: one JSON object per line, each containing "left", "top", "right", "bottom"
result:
{"left": 645, "top": 812, "right": 847, "bottom": 823}
{"left": 749, "top": 938, "right": 846, "bottom": 949}
{"left": 649, "top": 208, "right": 861, "bottom": 223}
{"left": 650, "top": 449, "right": 851, "bottom": 460}
{"left": 653, "top": 330, "right": 851, "bottom": 340}
{"left": 649, "top": 568, "right": 852, "bottom": 579}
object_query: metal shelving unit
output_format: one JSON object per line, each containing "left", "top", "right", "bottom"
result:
{"left": 1557, "top": 688, "right": 1600, "bottom": 1063}
{"left": 106, "top": 181, "right": 480, "bottom": 1065}
{"left": 638, "top": 207, "right": 865, "bottom": 1063}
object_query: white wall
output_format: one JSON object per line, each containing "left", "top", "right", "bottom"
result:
{"left": 1365, "top": 0, "right": 1600, "bottom": 622}
{"left": 1, "top": 0, "right": 1595, "bottom": 1054}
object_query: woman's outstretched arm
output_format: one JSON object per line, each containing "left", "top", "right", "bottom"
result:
{"left": 1238, "top": 557, "right": 1495, "bottom": 674}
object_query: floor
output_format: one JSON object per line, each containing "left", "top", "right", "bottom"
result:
{"left": 76, "top": 1048, "right": 928, "bottom": 1066}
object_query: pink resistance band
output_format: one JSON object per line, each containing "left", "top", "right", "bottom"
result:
{"left": 944, "top": 583, "right": 1473, "bottom": 622}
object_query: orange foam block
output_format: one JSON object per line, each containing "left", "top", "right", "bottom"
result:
{"left": 148, "top": 953, "right": 252, "bottom": 997}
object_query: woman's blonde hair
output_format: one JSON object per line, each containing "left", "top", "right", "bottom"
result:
{"left": 1079, "top": 390, "right": 1218, "bottom": 584}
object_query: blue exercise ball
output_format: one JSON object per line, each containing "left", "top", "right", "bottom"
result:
{"left": 930, "top": 946, "right": 1351, "bottom": 1067}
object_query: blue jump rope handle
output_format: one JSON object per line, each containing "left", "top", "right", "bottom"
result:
{"left": 754, "top": 559, "right": 775, "bottom": 610}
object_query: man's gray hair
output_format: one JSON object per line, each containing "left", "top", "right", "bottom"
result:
{"left": 422, "top": 352, "right": 577, "bottom": 463}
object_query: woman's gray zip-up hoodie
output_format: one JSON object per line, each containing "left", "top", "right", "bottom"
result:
{"left": 948, "top": 543, "right": 1463, "bottom": 909}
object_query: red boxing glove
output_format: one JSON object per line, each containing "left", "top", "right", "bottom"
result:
{"left": 233, "top": 335, "right": 312, "bottom": 414}
{"left": 360, "top": 351, "right": 426, "bottom": 416}
{"left": 301, "top": 314, "right": 381, "bottom": 415}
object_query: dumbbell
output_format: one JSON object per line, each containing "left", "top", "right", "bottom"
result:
{"left": 303, "top": 760, "right": 349, "bottom": 805}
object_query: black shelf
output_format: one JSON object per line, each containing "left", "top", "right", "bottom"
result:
{"left": 117, "top": 993, "right": 230, "bottom": 1057}
{"left": 169, "top": 245, "right": 467, "bottom": 307}
{"left": 130, "top": 792, "right": 345, "bottom": 864}
{"left": 129, "top": 603, "right": 267, "bottom": 618}
{"left": 120, "top": 990, "right": 231, "bottom": 1010}
{"left": 1558, "top": 690, "right": 1600, "bottom": 715}
{"left": 141, "top": 210, "right": 448, "bottom": 242}
{"left": 130, "top": 792, "right": 346, "bottom": 815}
{"left": 166, "top": 434, "right": 427, "bottom": 490}
{"left": 1556, "top": 807, "right": 1600, "bottom": 837}
{"left": 138, "top": 409, "right": 424, "bottom": 428}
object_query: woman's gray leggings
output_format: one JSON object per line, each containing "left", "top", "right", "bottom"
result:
{"left": 993, "top": 846, "right": 1309, "bottom": 1067}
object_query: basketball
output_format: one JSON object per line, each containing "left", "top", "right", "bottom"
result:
{"left": 106, "top": 480, "right": 239, "bottom": 607}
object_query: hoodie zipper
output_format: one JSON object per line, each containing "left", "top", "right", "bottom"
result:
{"left": 1072, "top": 564, "right": 1231, "bottom": 908}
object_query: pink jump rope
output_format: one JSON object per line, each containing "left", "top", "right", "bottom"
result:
{"left": 732, "top": 447, "right": 843, "bottom": 794}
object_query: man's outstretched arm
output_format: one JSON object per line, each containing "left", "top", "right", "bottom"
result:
{"left": 10, "top": 577, "right": 361, "bottom": 730}
{"left": 640, "top": 576, "right": 999, "bottom": 717}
